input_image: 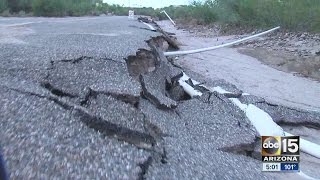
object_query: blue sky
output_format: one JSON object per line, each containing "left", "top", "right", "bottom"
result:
{"left": 102, "top": 0, "right": 192, "bottom": 8}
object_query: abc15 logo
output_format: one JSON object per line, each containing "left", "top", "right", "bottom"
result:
{"left": 261, "top": 136, "right": 300, "bottom": 156}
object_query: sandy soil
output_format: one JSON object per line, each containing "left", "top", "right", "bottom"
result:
{"left": 157, "top": 20, "right": 320, "bottom": 113}
{"left": 239, "top": 48, "right": 320, "bottom": 81}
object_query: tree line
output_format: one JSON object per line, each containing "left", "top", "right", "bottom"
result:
{"left": 1, "top": 0, "right": 319, "bottom": 32}
{"left": 0, "top": 0, "right": 103, "bottom": 16}
{"left": 159, "top": 0, "right": 320, "bottom": 32}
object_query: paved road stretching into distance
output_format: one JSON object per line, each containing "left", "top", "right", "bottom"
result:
{"left": 0, "top": 16, "right": 320, "bottom": 179}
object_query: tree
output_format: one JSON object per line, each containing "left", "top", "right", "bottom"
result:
{"left": 32, "top": 0, "right": 67, "bottom": 16}
{"left": 8, "top": 0, "right": 32, "bottom": 12}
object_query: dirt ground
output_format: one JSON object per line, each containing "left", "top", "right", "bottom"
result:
{"left": 176, "top": 21, "right": 320, "bottom": 81}
{"left": 239, "top": 48, "right": 320, "bottom": 81}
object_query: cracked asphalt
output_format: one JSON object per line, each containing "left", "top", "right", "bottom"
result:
{"left": 1, "top": 16, "right": 320, "bottom": 179}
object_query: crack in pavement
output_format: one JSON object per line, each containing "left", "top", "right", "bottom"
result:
{"left": 253, "top": 100, "right": 320, "bottom": 128}
{"left": 125, "top": 37, "right": 183, "bottom": 110}
{"left": 277, "top": 121, "right": 320, "bottom": 130}
{"left": 40, "top": 82, "right": 78, "bottom": 98}
{"left": 139, "top": 74, "right": 177, "bottom": 110}
{"left": 218, "top": 137, "right": 261, "bottom": 161}
{"left": 2, "top": 85, "right": 156, "bottom": 150}
{"left": 137, "top": 156, "right": 153, "bottom": 180}
{"left": 56, "top": 56, "right": 124, "bottom": 64}
{"left": 80, "top": 87, "right": 139, "bottom": 107}
{"left": 136, "top": 39, "right": 183, "bottom": 110}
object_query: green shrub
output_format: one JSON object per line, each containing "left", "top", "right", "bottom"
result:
{"left": 0, "top": 0, "right": 7, "bottom": 13}
{"left": 1, "top": 9, "right": 10, "bottom": 16}
{"left": 18, "top": 10, "right": 26, "bottom": 16}
{"left": 8, "top": 0, "right": 32, "bottom": 13}
{"left": 134, "top": 7, "right": 156, "bottom": 17}
{"left": 32, "top": 0, "right": 94, "bottom": 17}
{"left": 65, "top": 0, "right": 92, "bottom": 16}
{"left": 32, "top": 0, "right": 67, "bottom": 16}
{"left": 157, "top": 0, "right": 320, "bottom": 32}
{"left": 191, "top": 1, "right": 217, "bottom": 24}
{"left": 279, "top": 0, "right": 320, "bottom": 32}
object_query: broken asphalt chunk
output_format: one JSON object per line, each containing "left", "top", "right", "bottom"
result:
{"left": 45, "top": 57, "right": 141, "bottom": 104}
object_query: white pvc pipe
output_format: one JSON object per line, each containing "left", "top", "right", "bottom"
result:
{"left": 178, "top": 79, "right": 202, "bottom": 97}
{"left": 285, "top": 132, "right": 320, "bottom": 159}
{"left": 164, "top": 26, "right": 280, "bottom": 56}
{"left": 142, "top": 22, "right": 156, "bottom": 31}
{"left": 298, "top": 171, "right": 318, "bottom": 180}
{"left": 161, "top": 10, "right": 176, "bottom": 26}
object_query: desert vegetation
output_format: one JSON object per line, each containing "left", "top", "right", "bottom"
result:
{"left": 0, "top": 0, "right": 319, "bottom": 32}
{"left": 158, "top": 0, "right": 320, "bottom": 32}
{"left": 0, "top": 0, "right": 156, "bottom": 17}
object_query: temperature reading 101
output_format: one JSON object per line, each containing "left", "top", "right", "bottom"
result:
{"left": 285, "top": 164, "right": 296, "bottom": 170}
{"left": 281, "top": 163, "right": 299, "bottom": 171}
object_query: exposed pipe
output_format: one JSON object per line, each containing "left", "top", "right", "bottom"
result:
{"left": 141, "top": 22, "right": 156, "bottom": 31}
{"left": 298, "top": 171, "right": 318, "bottom": 180}
{"left": 161, "top": 10, "right": 176, "bottom": 26}
{"left": 178, "top": 79, "right": 202, "bottom": 97}
{"left": 285, "top": 132, "right": 320, "bottom": 159}
{"left": 178, "top": 73, "right": 202, "bottom": 97}
{"left": 164, "top": 26, "right": 280, "bottom": 56}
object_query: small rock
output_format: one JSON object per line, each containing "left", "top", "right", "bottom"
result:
{"left": 294, "top": 41, "right": 303, "bottom": 46}
{"left": 291, "top": 49, "right": 297, "bottom": 52}
{"left": 284, "top": 33, "right": 289, "bottom": 38}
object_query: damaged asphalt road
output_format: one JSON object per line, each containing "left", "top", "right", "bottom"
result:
{"left": 1, "top": 16, "right": 320, "bottom": 179}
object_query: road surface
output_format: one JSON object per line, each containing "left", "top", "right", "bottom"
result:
{"left": 0, "top": 16, "right": 320, "bottom": 179}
